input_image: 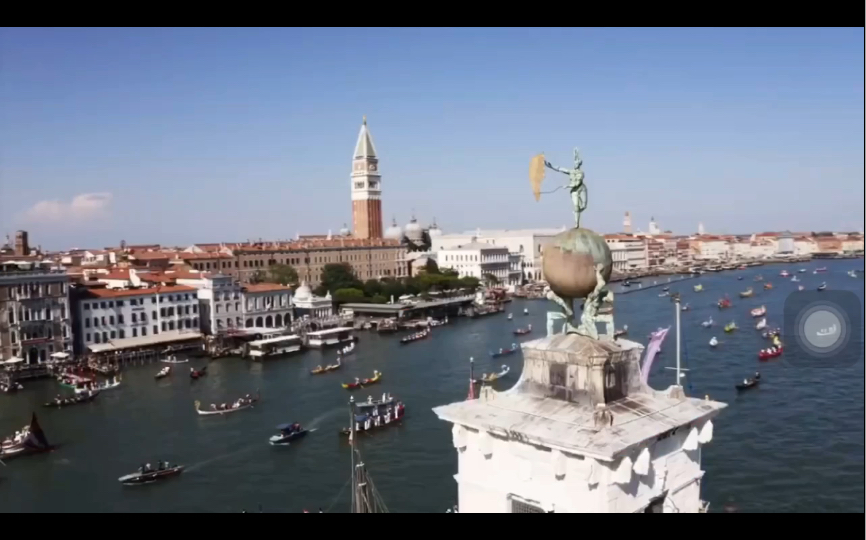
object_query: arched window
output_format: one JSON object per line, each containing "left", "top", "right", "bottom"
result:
{"left": 265, "top": 315, "right": 273, "bottom": 327}
{"left": 255, "top": 316, "right": 264, "bottom": 327}
{"left": 275, "top": 314, "right": 283, "bottom": 327}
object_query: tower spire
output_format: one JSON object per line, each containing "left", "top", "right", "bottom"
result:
{"left": 351, "top": 117, "right": 383, "bottom": 239}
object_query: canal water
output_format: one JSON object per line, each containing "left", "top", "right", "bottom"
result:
{"left": 1, "top": 260, "right": 863, "bottom": 513}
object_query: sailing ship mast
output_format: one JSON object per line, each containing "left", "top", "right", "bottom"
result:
{"left": 665, "top": 293, "right": 689, "bottom": 390}
{"left": 348, "top": 397, "right": 388, "bottom": 513}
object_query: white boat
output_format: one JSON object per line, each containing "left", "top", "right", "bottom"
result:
{"left": 849, "top": 270, "right": 859, "bottom": 278}
{"left": 507, "top": 314, "right": 513, "bottom": 320}
{"left": 339, "top": 342, "right": 356, "bottom": 355}
{"left": 755, "top": 318, "right": 767, "bottom": 331}
{"left": 709, "top": 337, "right": 718, "bottom": 348}
{"left": 702, "top": 317, "right": 714, "bottom": 328}
{"left": 161, "top": 355, "right": 188, "bottom": 365}
{"left": 75, "top": 376, "right": 121, "bottom": 395}
{"left": 194, "top": 396, "right": 258, "bottom": 416}
{"left": 155, "top": 366, "right": 171, "bottom": 380}
{"left": 791, "top": 276, "right": 800, "bottom": 282}
{"left": 523, "top": 308, "right": 529, "bottom": 315}
{"left": 750, "top": 306, "right": 767, "bottom": 318}
{"left": 247, "top": 335, "right": 303, "bottom": 359}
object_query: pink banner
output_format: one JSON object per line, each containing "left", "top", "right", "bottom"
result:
{"left": 641, "top": 327, "right": 670, "bottom": 385}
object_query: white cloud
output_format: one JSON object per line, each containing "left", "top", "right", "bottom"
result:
{"left": 24, "top": 192, "right": 113, "bottom": 223}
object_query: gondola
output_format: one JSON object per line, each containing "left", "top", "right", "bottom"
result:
{"left": 400, "top": 329, "right": 430, "bottom": 344}
{"left": 189, "top": 366, "right": 207, "bottom": 380}
{"left": 195, "top": 393, "right": 259, "bottom": 416}
{"left": 269, "top": 423, "right": 314, "bottom": 446}
{"left": 758, "top": 347, "right": 783, "bottom": 361}
{"left": 735, "top": 374, "right": 761, "bottom": 392}
{"left": 118, "top": 464, "right": 184, "bottom": 486}
{"left": 342, "top": 371, "right": 381, "bottom": 390}
{"left": 43, "top": 391, "right": 99, "bottom": 408}
{"left": 310, "top": 359, "right": 342, "bottom": 375}
{"left": 739, "top": 288, "right": 754, "bottom": 298}
{"left": 475, "top": 365, "right": 510, "bottom": 384}
{"left": 817, "top": 282, "right": 827, "bottom": 291}
{"left": 513, "top": 324, "right": 532, "bottom": 336}
{"left": 489, "top": 345, "right": 519, "bottom": 358}
{"left": 75, "top": 376, "right": 121, "bottom": 395}
{"left": 161, "top": 356, "right": 188, "bottom": 364}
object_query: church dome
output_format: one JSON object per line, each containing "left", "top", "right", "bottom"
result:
{"left": 428, "top": 218, "right": 443, "bottom": 237}
{"left": 340, "top": 223, "right": 351, "bottom": 237}
{"left": 385, "top": 218, "right": 404, "bottom": 240}
{"left": 404, "top": 216, "right": 424, "bottom": 243}
{"left": 294, "top": 281, "right": 312, "bottom": 300}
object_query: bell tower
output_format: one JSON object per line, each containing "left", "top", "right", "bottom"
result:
{"left": 351, "top": 116, "right": 383, "bottom": 239}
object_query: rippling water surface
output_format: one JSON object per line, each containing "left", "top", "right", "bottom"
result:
{"left": 1, "top": 260, "right": 862, "bottom": 513}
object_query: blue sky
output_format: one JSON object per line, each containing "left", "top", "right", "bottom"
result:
{"left": 1, "top": 27, "right": 863, "bottom": 249}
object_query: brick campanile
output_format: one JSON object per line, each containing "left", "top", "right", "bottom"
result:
{"left": 351, "top": 116, "right": 383, "bottom": 239}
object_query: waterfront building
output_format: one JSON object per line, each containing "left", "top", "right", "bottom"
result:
{"left": 604, "top": 235, "right": 648, "bottom": 272}
{"left": 841, "top": 233, "right": 864, "bottom": 254}
{"left": 179, "top": 273, "right": 244, "bottom": 335}
{"left": 0, "top": 261, "right": 72, "bottom": 364}
{"left": 432, "top": 228, "right": 563, "bottom": 282}
{"left": 73, "top": 284, "right": 201, "bottom": 355}
{"left": 434, "top": 335, "right": 726, "bottom": 513}
{"left": 351, "top": 116, "right": 383, "bottom": 240}
{"left": 689, "top": 236, "right": 731, "bottom": 261}
{"left": 291, "top": 281, "right": 334, "bottom": 320}
{"left": 794, "top": 236, "right": 818, "bottom": 256}
{"left": 437, "top": 242, "right": 514, "bottom": 286}
{"left": 242, "top": 283, "right": 293, "bottom": 329}
{"left": 623, "top": 212, "right": 632, "bottom": 234}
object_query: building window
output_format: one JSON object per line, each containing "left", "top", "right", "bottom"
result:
{"left": 152, "top": 297, "right": 157, "bottom": 304}
{"left": 185, "top": 305, "right": 190, "bottom": 315}
{"left": 84, "top": 303, "right": 90, "bottom": 311}
{"left": 86, "top": 333, "right": 91, "bottom": 342}
{"left": 193, "top": 305, "right": 197, "bottom": 314}
{"left": 132, "top": 313, "right": 137, "bottom": 323}
{"left": 142, "top": 327, "right": 148, "bottom": 336}
{"left": 215, "top": 304, "right": 221, "bottom": 314}
{"left": 101, "top": 316, "right": 106, "bottom": 325}
{"left": 102, "top": 332, "right": 108, "bottom": 342}
{"left": 117, "top": 300, "right": 124, "bottom": 307}
{"left": 162, "top": 322, "right": 167, "bottom": 332}
{"left": 119, "top": 329, "right": 125, "bottom": 339}
{"left": 152, "top": 310, "right": 157, "bottom": 320}
{"left": 109, "top": 316, "right": 115, "bottom": 325}
{"left": 85, "top": 318, "right": 91, "bottom": 328}
{"left": 153, "top": 325, "right": 159, "bottom": 335}
{"left": 94, "top": 333, "right": 101, "bottom": 344}
{"left": 132, "top": 328, "right": 137, "bottom": 338}
{"left": 193, "top": 317, "right": 198, "bottom": 328}
{"left": 110, "top": 331, "right": 116, "bottom": 339}
{"left": 160, "top": 308, "right": 166, "bottom": 317}
{"left": 108, "top": 301, "right": 114, "bottom": 308}
{"left": 118, "top": 314, "right": 124, "bottom": 324}
{"left": 510, "top": 499, "right": 547, "bottom": 513}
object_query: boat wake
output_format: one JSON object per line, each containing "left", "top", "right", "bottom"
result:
{"left": 305, "top": 407, "right": 345, "bottom": 431}
{"left": 185, "top": 444, "right": 259, "bottom": 473}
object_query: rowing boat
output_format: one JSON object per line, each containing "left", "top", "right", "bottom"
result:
{"left": 194, "top": 393, "right": 259, "bottom": 416}
{"left": 342, "top": 371, "right": 381, "bottom": 390}
{"left": 118, "top": 465, "right": 184, "bottom": 485}
{"left": 43, "top": 391, "right": 99, "bottom": 408}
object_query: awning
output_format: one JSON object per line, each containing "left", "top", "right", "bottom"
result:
{"left": 50, "top": 352, "right": 71, "bottom": 359}
{"left": 87, "top": 331, "right": 203, "bottom": 353}
{"left": 1, "top": 358, "right": 24, "bottom": 366}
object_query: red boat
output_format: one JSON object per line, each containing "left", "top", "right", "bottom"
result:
{"left": 717, "top": 297, "right": 732, "bottom": 309}
{"left": 758, "top": 346, "right": 783, "bottom": 361}
{"left": 513, "top": 325, "right": 533, "bottom": 336}
{"left": 190, "top": 366, "right": 208, "bottom": 380}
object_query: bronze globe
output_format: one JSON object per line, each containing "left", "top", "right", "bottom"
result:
{"left": 542, "top": 228, "right": 612, "bottom": 300}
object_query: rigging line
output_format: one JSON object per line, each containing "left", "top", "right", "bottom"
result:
{"left": 323, "top": 477, "right": 351, "bottom": 514}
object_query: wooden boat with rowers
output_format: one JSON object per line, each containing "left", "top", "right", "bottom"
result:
{"left": 735, "top": 373, "right": 761, "bottom": 392}
{"left": 189, "top": 366, "right": 207, "bottom": 380}
{"left": 474, "top": 365, "right": 510, "bottom": 384}
{"left": 311, "top": 358, "right": 342, "bottom": 375}
{"left": 342, "top": 371, "right": 381, "bottom": 390}
{"left": 118, "top": 464, "right": 184, "bottom": 486}
{"left": 195, "top": 392, "right": 259, "bottom": 416}
{"left": 512, "top": 324, "right": 532, "bottom": 336}
{"left": 43, "top": 391, "right": 99, "bottom": 408}
{"left": 489, "top": 344, "right": 519, "bottom": 358}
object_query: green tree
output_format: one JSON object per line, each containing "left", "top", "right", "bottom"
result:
{"left": 459, "top": 276, "right": 480, "bottom": 291}
{"left": 483, "top": 273, "right": 501, "bottom": 286}
{"left": 321, "top": 263, "right": 363, "bottom": 293}
{"left": 333, "top": 287, "right": 365, "bottom": 304}
{"left": 369, "top": 294, "right": 388, "bottom": 304}
{"left": 363, "top": 279, "right": 383, "bottom": 298}
{"left": 267, "top": 264, "right": 299, "bottom": 286}
{"left": 249, "top": 269, "right": 267, "bottom": 284}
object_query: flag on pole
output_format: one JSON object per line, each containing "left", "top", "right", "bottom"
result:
{"left": 640, "top": 327, "right": 670, "bottom": 385}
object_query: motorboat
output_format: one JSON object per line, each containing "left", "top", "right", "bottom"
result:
{"left": 791, "top": 276, "right": 800, "bottom": 282}
{"left": 717, "top": 297, "right": 732, "bottom": 309}
{"left": 118, "top": 464, "right": 184, "bottom": 486}
{"left": 613, "top": 325, "right": 628, "bottom": 338}
{"left": 762, "top": 329, "right": 781, "bottom": 340}
{"left": 693, "top": 284, "right": 703, "bottom": 292}
{"left": 195, "top": 392, "right": 259, "bottom": 416}
{"left": 155, "top": 366, "right": 171, "bottom": 380}
{"left": 848, "top": 270, "right": 859, "bottom": 278}
{"left": 814, "top": 267, "right": 827, "bottom": 274}
{"left": 523, "top": 308, "right": 529, "bottom": 315}
{"left": 662, "top": 286, "right": 670, "bottom": 292}
{"left": 750, "top": 306, "right": 767, "bottom": 318}
{"left": 44, "top": 391, "right": 99, "bottom": 408}
{"left": 798, "top": 285, "right": 805, "bottom": 291}
{"left": 780, "top": 270, "right": 790, "bottom": 277}
{"left": 161, "top": 355, "right": 188, "bottom": 365}
{"left": 739, "top": 288, "right": 754, "bottom": 298}
{"left": 737, "top": 276, "right": 744, "bottom": 281}
{"left": 507, "top": 313, "right": 513, "bottom": 320}
{"left": 754, "top": 275, "right": 764, "bottom": 282}
{"left": 758, "top": 347, "right": 783, "bottom": 361}
{"left": 475, "top": 365, "right": 510, "bottom": 384}
{"left": 709, "top": 337, "right": 718, "bottom": 348}
{"left": 724, "top": 322, "right": 737, "bottom": 333}
{"left": 681, "top": 304, "right": 690, "bottom": 312}
{"left": 513, "top": 325, "right": 533, "bottom": 336}
{"left": 736, "top": 373, "right": 761, "bottom": 392}
{"left": 189, "top": 366, "right": 207, "bottom": 380}
{"left": 702, "top": 317, "right": 714, "bottom": 328}
{"left": 817, "top": 282, "right": 827, "bottom": 291}
{"left": 490, "top": 344, "right": 519, "bottom": 358}
{"left": 755, "top": 318, "right": 767, "bottom": 331}
{"left": 763, "top": 283, "right": 773, "bottom": 290}
{"left": 658, "top": 291, "right": 670, "bottom": 298}
{"left": 798, "top": 268, "right": 807, "bottom": 273}
{"left": 269, "top": 423, "right": 313, "bottom": 446}
{"left": 342, "top": 371, "right": 381, "bottom": 390}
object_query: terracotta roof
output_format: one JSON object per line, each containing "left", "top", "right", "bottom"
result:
{"left": 177, "top": 252, "right": 233, "bottom": 260}
{"left": 243, "top": 283, "right": 292, "bottom": 293}
{"left": 82, "top": 284, "right": 196, "bottom": 299}
{"left": 130, "top": 252, "right": 173, "bottom": 261}
{"left": 99, "top": 270, "right": 132, "bottom": 280}
{"left": 234, "top": 237, "right": 401, "bottom": 253}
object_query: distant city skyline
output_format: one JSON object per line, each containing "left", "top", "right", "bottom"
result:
{"left": 1, "top": 27, "right": 863, "bottom": 249}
